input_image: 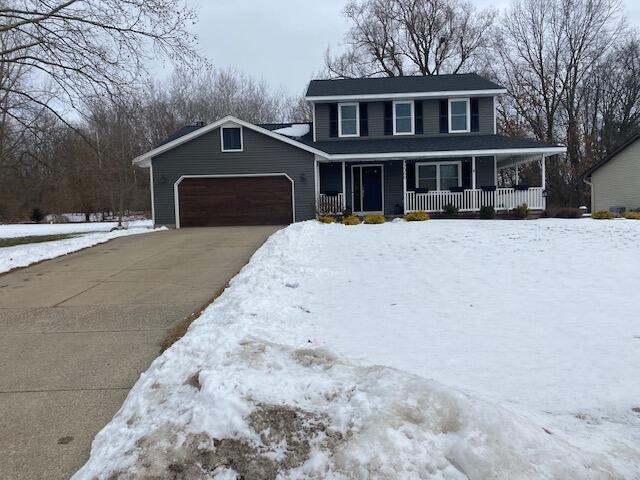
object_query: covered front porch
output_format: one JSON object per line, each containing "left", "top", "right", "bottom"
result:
{"left": 315, "top": 153, "right": 549, "bottom": 216}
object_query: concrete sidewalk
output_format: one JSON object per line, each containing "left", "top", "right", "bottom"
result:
{"left": 0, "top": 226, "right": 279, "bottom": 479}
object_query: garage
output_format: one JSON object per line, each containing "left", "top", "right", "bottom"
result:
{"left": 176, "top": 175, "right": 294, "bottom": 227}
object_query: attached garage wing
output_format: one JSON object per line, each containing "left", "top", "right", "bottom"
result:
{"left": 175, "top": 175, "right": 294, "bottom": 227}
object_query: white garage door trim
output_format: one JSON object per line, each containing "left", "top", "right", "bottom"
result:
{"left": 173, "top": 173, "right": 296, "bottom": 229}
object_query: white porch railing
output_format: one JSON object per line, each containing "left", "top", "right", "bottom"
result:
{"left": 318, "top": 193, "right": 345, "bottom": 215}
{"left": 405, "top": 187, "right": 545, "bottom": 213}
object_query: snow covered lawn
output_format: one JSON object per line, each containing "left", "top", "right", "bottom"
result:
{"left": 0, "top": 219, "right": 152, "bottom": 238}
{"left": 76, "top": 219, "right": 640, "bottom": 479}
{"left": 0, "top": 221, "right": 159, "bottom": 273}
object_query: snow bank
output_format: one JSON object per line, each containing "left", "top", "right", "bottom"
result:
{"left": 43, "top": 212, "right": 148, "bottom": 223}
{"left": 75, "top": 220, "right": 640, "bottom": 479}
{"left": 75, "top": 340, "right": 624, "bottom": 479}
{"left": 273, "top": 124, "right": 310, "bottom": 137}
{"left": 0, "top": 225, "right": 163, "bottom": 273}
{"left": 0, "top": 220, "right": 152, "bottom": 238}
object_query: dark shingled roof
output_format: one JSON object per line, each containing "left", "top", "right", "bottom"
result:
{"left": 156, "top": 122, "right": 315, "bottom": 149}
{"left": 306, "top": 74, "right": 504, "bottom": 98}
{"left": 156, "top": 124, "right": 203, "bottom": 147}
{"left": 300, "top": 134, "right": 560, "bottom": 155}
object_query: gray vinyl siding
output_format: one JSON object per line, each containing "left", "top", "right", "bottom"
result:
{"left": 383, "top": 160, "right": 404, "bottom": 214}
{"left": 151, "top": 127, "right": 316, "bottom": 226}
{"left": 591, "top": 140, "right": 640, "bottom": 211}
{"left": 313, "top": 96, "right": 495, "bottom": 140}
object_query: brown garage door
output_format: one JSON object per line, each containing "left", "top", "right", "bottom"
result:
{"left": 177, "top": 176, "right": 293, "bottom": 227}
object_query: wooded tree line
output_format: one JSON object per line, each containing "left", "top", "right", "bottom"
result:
{"left": 1, "top": 0, "right": 639, "bottom": 221}
{"left": 327, "top": 0, "right": 640, "bottom": 207}
{"left": 0, "top": 67, "right": 305, "bottom": 221}
{"left": 0, "top": 0, "right": 305, "bottom": 221}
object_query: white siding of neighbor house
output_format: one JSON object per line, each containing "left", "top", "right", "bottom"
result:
{"left": 591, "top": 139, "right": 640, "bottom": 212}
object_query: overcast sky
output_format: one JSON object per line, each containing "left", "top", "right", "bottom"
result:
{"left": 174, "top": 0, "right": 640, "bottom": 96}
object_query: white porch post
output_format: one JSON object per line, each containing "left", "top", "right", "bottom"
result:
{"left": 541, "top": 154, "right": 546, "bottom": 210}
{"left": 402, "top": 159, "right": 407, "bottom": 214}
{"left": 341, "top": 161, "right": 346, "bottom": 211}
{"left": 471, "top": 156, "right": 476, "bottom": 190}
{"left": 471, "top": 156, "right": 477, "bottom": 211}
{"left": 314, "top": 159, "right": 319, "bottom": 216}
{"left": 494, "top": 156, "right": 498, "bottom": 186}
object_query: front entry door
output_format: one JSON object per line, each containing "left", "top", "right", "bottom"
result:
{"left": 353, "top": 165, "right": 383, "bottom": 213}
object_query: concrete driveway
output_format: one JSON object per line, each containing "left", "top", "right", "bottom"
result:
{"left": 0, "top": 226, "right": 280, "bottom": 480}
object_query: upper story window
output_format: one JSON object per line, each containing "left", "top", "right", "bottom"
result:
{"left": 338, "top": 103, "right": 359, "bottom": 137}
{"left": 449, "top": 98, "right": 470, "bottom": 133}
{"left": 393, "top": 100, "right": 414, "bottom": 135}
{"left": 221, "top": 126, "right": 243, "bottom": 151}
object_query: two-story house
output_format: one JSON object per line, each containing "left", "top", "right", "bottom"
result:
{"left": 133, "top": 74, "right": 566, "bottom": 227}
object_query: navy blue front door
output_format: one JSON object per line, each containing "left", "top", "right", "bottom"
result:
{"left": 353, "top": 165, "right": 383, "bottom": 212}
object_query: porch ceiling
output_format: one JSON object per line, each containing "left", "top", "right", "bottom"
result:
{"left": 496, "top": 153, "right": 545, "bottom": 169}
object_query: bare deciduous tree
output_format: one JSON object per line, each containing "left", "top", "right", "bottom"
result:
{"left": 583, "top": 38, "right": 640, "bottom": 156}
{"left": 0, "top": 0, "right": 199, "bottom": 122}
{"left": 492, "top": 0, "right": 625, "bottom": 206}
{"left": 326, "top": 0, "right": 496, "bottom": 77}
{"left": 0, "top": 64, "right": 308, "bottom": 222}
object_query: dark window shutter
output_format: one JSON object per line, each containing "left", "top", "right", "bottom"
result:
{"left": 439, "top": 100, "right": 448, "bottom": 134}
{"left": 384, "top": 101, "right": 393, "bottom": 135}
{"left": 415, "top": 101, "right": 423, "bottom": 134}
{"left": 471, "top": 98, "right": 480, "bottom": 132}
{"left": 406, "top": 160, "right": 416, "bottom": 189}
{"left": 329, "top": 103, "right": 338, "bottom": 138}
{"left": 359, "top": 103, "right": 368, "bottom": 136}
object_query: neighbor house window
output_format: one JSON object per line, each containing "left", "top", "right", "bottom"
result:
{"left": 448, "top": 98, "right": 470, "bottom": 133}
{"left": 416, "top": 162, "right": 462, "bottom": 191}
{"left": 221, "top": 126, "right": 243, "bottom": 151}
{"left": 338, "top": 103, "right": 359, "bottom": 137}
{"left": 393, "top": 100, "right": 414, "bottom": 135}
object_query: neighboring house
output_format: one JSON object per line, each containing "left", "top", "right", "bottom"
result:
{"left": 583, "top": 135, "right": 640, "bottom": 213}
{"left": 133, "top": 74, "right": 566, "bottom": 227}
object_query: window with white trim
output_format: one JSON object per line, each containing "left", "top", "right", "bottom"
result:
{"left": 393, "top": 100, "right": 414, "bottom": 135}
{"left": 338, "top": 103, "right": 359, "bottom": 137}
{"left": 416, "top": 162, "right": 462, "bottom": 191}
{"left": 221, "top": 126, "right": 243, "bottom": 151}
{"left": 448, "top": 98, "right": 470, "bottom": 133}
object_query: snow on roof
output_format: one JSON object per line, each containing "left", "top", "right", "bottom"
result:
{"left": 273, "top": 124, "right": 310, "bottom": 138}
